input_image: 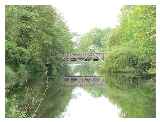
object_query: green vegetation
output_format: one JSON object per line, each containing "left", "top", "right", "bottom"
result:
{"left": 76, "top": 5, "right": 156, "bottom": 117}
{"left": 72, "top": 28, "right": 111, "bottom": 76}
{"left": 101, "top": 5, "right": 156, "bottom": 117}
{"left": 5, "top": 5, "right": 73, "bottom": 117}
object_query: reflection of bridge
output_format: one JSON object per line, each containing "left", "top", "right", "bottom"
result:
{"left": 64, "top": 76, "right": 105, "bottom": 86}
{"left": 63, "top": 52, "right": 105, "bottom": 62}
{"left": 64, "top": 76, "right": 104, "bottom": 82}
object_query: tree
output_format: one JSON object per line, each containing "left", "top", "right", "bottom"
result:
{"left": 100, "top": 5, "right": 156, "bottom": 117}
{"left": 6, "top": 5, "right": 73, "bottom": 117}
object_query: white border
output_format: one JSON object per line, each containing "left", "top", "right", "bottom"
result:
{"left": 4, "top": 0, "right": 160, "bottom": 5}
{"left": 1, "top": 0, "right": 159, "bottom": 122}
{"left": 156, "top": 3, "right": 160, "bottom": 119}
{"left": 0, "top": 0, "right": 5, "bottom": 119}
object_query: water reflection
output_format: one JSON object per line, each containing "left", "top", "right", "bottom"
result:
{"left": 105, "top": 71, "right": 153, "bottom": 90}
{"left": 60, "top": 87, "right": 121, "bottom": 118}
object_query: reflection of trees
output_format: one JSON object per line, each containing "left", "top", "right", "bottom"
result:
{"left": 105, "top": 72, "right": 151, "bottom": 89}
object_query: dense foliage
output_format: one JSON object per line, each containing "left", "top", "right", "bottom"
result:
{"left": 77, "top": 28, "right": 111, "bottom": 52}
{"left": 101, "top": 5, "right": 156, "bottom": 117}
{"left": 5, "top": 5, "right": 73, "bottom": 117}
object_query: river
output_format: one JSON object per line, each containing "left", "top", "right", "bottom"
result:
{"left": 59, "top": 87, "right": 121, "bottom": 118}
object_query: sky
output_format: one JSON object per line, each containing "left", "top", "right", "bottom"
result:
{"left": 51, "top": 0, "right": 123, "bottom": 34}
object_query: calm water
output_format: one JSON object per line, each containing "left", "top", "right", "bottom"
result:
{"left": 59, "top": 87, "right": 121, "bottom": 118}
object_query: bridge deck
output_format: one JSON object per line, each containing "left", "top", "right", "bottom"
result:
{"left": 63, "top": 52, "right": 104, "bottom": 62}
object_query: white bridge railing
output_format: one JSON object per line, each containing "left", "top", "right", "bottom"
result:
{"left": 63, "top": 52, "right": 105, "bottom": 62}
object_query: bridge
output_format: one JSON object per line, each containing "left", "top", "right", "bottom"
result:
{"left": 63, "top": 76, "right": 105, "bottom": 87}
{"left": 62, "top": 51, "right": 105, "bottom": 86}
{"left": 63, "top": 52, "right": 105, "bottom": 62}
